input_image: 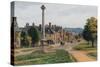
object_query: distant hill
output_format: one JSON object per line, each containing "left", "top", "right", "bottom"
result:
{"left": 64, "top": 28, "right": 83, "bottom": 34}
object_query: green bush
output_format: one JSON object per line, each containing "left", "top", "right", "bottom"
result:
{"left": 28, "top": 26, "right": 40, "bottom": 46}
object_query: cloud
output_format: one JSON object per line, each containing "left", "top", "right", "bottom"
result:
{"left": 14, "top": 1, "right": 97, "bottom": 28}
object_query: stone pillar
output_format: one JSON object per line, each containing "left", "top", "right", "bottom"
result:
{"left": 41, "top": 5, "right": 46, "bottom": 40}
{"left": 40, "top": 5, "right": 46, "bottom": 51}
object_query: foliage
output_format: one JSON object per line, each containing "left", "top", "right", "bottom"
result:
{"left": 21, "top": 31, "right": 26, "bottom": 39}
{"left": 83, "top": 17, "right": 97, "bottom": 47}
{"left": 20, "top": 31, "right": 29, "bottom": 47}
{"left": 28, "top": 26, "right": 40, "bottom": 47}
{"left": 26, "top": 36, "right": 32, "bottom": 47}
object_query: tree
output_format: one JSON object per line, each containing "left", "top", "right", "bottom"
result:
{"left": 83, "top": 17, "right": 97, "bottom": 47}
{"left": 21, "top": 31, "right": 28, "bottom": 47}
{"left": 28, "top": 26, "right": 40, "bottom": 47}
{"left": 27, "top": 36, "right": 32, "bottom": 47}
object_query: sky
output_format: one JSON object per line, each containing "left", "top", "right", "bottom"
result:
{"left": 14, "top": 1, "right": 97, "bottom": 28}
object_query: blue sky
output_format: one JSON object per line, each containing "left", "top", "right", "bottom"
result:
{"left": 14, "top": 1, "right": 97, "bottom": 28}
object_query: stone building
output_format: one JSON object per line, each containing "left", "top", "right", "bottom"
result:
{"left": 44, "top": 22, "right": 66, "bottom": 44}
{"left": 12, "top": 17, "right": 40, "bottom": 48}
{"left": 12, "top": 17, "right": 67, "bottom": 48}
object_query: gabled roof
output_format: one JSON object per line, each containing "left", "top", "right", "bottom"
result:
{"left": 45, "top": 27, "right": 55, "bottom": 34}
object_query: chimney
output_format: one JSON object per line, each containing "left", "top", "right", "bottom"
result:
{"left": 49, "top": 22, "right": 51, "bottom": 28}
{"left": 26, "top": 23, "right": 29, "bottom": 27}
{"left": 39, "top": 24, "right": 41, "bottom": 31}
{"left": 32, "top": 22, "right": 35, "bottom": 27}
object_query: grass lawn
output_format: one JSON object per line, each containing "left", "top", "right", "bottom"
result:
{"left": 87, "top": 52, "right": 97, "bottom": 59}
{"left": 73, "top": 43, "right": 97, "bottom": 51}
{"left": 15, "top": 49, "right": 75, "bottom": 65}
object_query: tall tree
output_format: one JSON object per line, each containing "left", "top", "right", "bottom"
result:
{"left": 28, "top": 26, "right": 40, "bottom": 47}
{"left": 83, "top": 17, "right": 97, "bottom": 47}
{"left": 21, "top": 31, "right": 28, "bottom": 47}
